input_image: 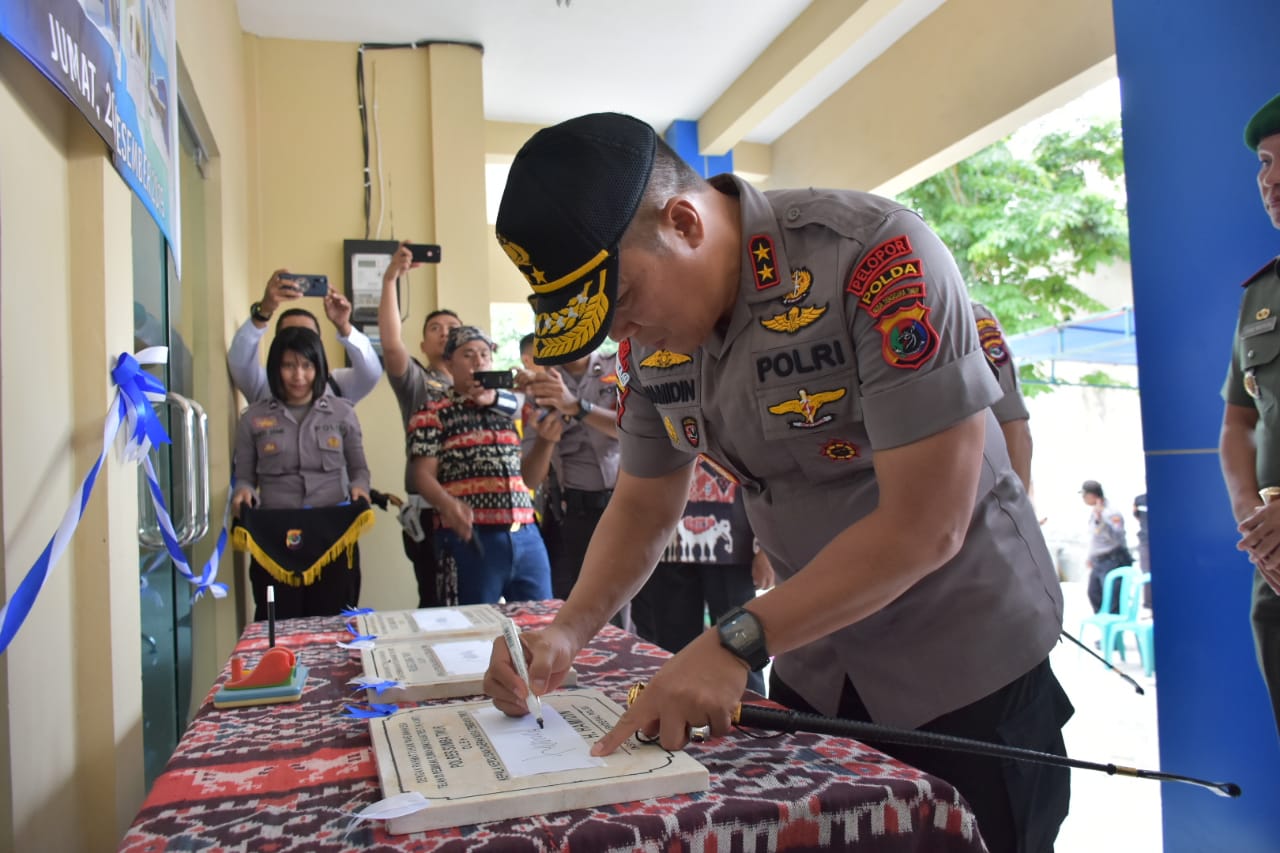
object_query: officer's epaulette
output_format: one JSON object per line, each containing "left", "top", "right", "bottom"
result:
{"left": 1242, "top": 256, "right": 1280, "bottom": 288}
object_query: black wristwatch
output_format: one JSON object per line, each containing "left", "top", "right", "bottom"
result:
{"left": 250, "top": 301, "right": 272, "bottom": 323}
{"left": 572, "top": 398, "right": 594, "bottom": 420}
{"left": 716, "top": 606, "right": 769, "bottom": 671}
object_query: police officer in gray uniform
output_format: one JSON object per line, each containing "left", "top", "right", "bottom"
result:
{"left": 1219, "top": 91, "right": 1280, "bottom": 739}
{"left": 483, "top": 113, "right": 1071, "bottom": 853}
{"left": 522, "top": 349, "right": 622, "bottom": 614}
{"left": 973, "top": 301, "right": 1033, "bottom": 490}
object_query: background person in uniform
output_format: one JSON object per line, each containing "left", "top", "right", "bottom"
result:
{"left": 1219, "top": 90, "right": 1280, "bottom": 739}
{"left": 231, "top": 326, "right": 371, "bottom": 618}
{"left": 518, "top": 333, "right": 564, "bottom": 564}
{"left": 972, "top": 301, "right": 1033, "bottom": 492}
{"left": 631, "top": 456, "right": 775, "bottom": 695}
{"left": 229, "top": 268, "right": 381, "bottom": 403}
{"left": 521, "top": 344, "right": 626, "bottom": 625}
{"left": 379, "top": 241, "right": 463, "bottom": 607}
{"left": 409, "top": 326, "right": 552, "bottom": 605}
{"left": 483, "top": 113, "right": 1070, "bottom": 853}
{"left": 1133, "top": 492, "right": 1151, "bottom": 607}
{"left": 1081, "top": 479, "right": 1132, "bottom": 613}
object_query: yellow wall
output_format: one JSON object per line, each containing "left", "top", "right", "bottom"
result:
{"left": 246, "top": 37, "right": 491, "bottom": 611}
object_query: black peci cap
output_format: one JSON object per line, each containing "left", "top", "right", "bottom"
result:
{"left": 495, "top": 113, "right": 657, "bottom": 365}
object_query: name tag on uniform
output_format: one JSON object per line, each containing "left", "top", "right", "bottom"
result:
{"left": 1242, "top": 316, "right": 1277, "bottom": 338}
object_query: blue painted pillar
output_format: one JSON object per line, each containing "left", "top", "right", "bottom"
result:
{"left": 664, "top": 119, "right": 734, "bottom": 178}
{"left": 1112, "top": 1, "right": 1280, "bottom": 848}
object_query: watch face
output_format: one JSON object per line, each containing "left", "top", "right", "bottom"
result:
{"left": 725, "top": 614, "right": 759, "bottom": 647}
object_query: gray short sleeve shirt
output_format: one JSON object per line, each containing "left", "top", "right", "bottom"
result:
{"left": 615, "top": 177, "right": 1062, "bottom": 728}
{"left": 971, "top": 301, "right": 1030, "bottom": 424}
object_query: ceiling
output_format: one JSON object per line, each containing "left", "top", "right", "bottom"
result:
{"left": 235, "top": 0, "right": 946, "bottom": 146}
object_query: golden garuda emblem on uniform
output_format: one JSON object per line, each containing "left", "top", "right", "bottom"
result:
{"left": 767, "top": 387, "right": 846, "bottom": 429}
{"left": 640, "top": 350, "right": 693, "bottom": 369}
{"left": 760, "top": 304, "right": 828, "bottom": 334}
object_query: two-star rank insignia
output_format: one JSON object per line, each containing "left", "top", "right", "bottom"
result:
{"left": 749, "top": 235, "right": 779, "bottom": 290}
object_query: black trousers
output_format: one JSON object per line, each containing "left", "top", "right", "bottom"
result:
{"left": 1251, "top": 568, "right": 1280, "bottom": 741}
{"left": 554, "top": 489, "right": 629, "bottom": 629}
{"left": 250, "top": 544, "right": 360, "bottom": 621}
{"left": 631, "top": 561, "right": 765, "bottom": 695}
{"left": 1087, "top": 546, "right": 1132, "bottom": 613}
{"left": 771, "top": 658, "right": 1073, "bottom": 853}
{"left": 402, "top": 507, "right": 457, "bottom": 608}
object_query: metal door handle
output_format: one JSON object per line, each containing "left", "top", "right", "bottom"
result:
{"left": 138, "top": 392, "right": 209, "bottom": 549}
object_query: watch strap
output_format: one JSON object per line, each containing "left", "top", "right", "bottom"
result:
{"left": 250, "top": 301, "right": 272, "bottom": 324}
{"left": 573, "top": 398, "right": 593, "bottom": 420}
{"left": 717, "top": 606, "right": 769, "bottom": 671}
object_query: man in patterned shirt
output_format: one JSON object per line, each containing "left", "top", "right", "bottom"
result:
{"left": 408, "top": 326, "right": 552, "bottom": 604}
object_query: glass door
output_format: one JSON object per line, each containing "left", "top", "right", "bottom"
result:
{"left": 135, "top": 113, "right": 208, "bottom": 787}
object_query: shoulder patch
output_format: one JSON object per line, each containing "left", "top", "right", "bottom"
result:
{"left": 976, "top": 316, "right": 1010, "bottom": 367}
{"left": 875, "top": 303, "right": 939, "bottom": 370}
{"left": 847, "top": 235, "right": 913, "bottom": 296}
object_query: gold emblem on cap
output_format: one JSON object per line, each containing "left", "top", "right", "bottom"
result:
{"left": 497, "top": 236, "right": 548, "bottom": 287}
{"left": 1258, "top": 307, "right": 1272, "bottom": 321}
{"left": 639, "top": 350, "right": 693, "bottom": 369}
{"left": 535, "top": 276, "right": 610, "bottom": 361}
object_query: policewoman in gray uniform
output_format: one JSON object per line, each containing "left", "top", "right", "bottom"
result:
{"left": 484, "top": 113, "right": 1070, "bottom": 853}
{"left": 1219, "top": 91, "right": 1280, "bottom": 740}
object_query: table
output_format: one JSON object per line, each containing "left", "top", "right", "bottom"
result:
{"left": 119, "top": 602, "right": 987, "bottom": 852}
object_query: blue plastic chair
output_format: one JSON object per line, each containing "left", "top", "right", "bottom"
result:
{"left": 1106, "top": 574, "right": 1154, "bottom": 676}
{"left": 1078, "top": 565, "right": 1142, "bottom": 649}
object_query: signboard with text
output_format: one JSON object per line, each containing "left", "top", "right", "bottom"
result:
{"left": 0, "top": 0, "right": 179, "bottom": 269}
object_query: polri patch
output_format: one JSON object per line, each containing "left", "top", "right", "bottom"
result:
{"left": 286, "top": 529, "right": 303, "bottom": 550}
{"left": 749, "top": 235, "right": 780, "bottom": 290}
{"left": 858, "top": 258, "right": 924, "bottom": 317}
{"left": 876, "top": 303, "right": 939, "bottom": 369}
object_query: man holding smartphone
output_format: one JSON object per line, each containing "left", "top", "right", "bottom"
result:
{"left": 228, "top": 268, "right": 382, "bottom": 403}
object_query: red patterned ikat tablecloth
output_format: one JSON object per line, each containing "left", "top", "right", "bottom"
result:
{"left": 119, "top": 601, "right": 987, "bottom": 852}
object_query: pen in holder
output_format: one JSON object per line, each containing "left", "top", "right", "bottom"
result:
{"left": 267, "top": 584, "right": 276, "bottom": 647}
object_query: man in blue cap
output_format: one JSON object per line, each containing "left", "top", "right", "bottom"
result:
{"left": 1219, "top": 91, "right": 1280, "bottom": 738}
{"left": 483, "top": 112, "right": 1070, "bottom": 852}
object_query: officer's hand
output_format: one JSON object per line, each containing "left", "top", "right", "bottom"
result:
{"left": 350, "top": 486, "right": 370, "bottom": 505}
{"left": 528, "top": 369, "right": 575, "bottom": 414}
{"left": 383, "top": 242, "right": 418, "bottom": 286}
{"left": 534, "top": 409, "right": 566, "bottom": 443}
{"left": 324, "top": 288, "right": 353, "bottom": 336}
{"left": 231, "top": 487, "right": 258, "bottom": 518}
{"left": 1240, "top": 502, "right": 1280, "bottom": 592}
{"left": 591, "top": 629, "right": 747, "bottom": 756}
{"left": 261, "top": 269, "right": 302, "bottom": 314}
{"left": 484, "top": 624, "right": 578, "bottom": 718}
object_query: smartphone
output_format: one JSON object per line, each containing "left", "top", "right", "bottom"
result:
{"left": 474, "top": 370, "right": 515, "bottom": 389}
{"left": 409, "top": 243, "right": 442, "bottom": 264}
{"left": 283, "top": 274, "right": 329, "bottom": 297}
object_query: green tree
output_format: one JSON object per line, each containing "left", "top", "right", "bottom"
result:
{"left": 896, "top": 120, "right": 1129, "bottom": 338}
